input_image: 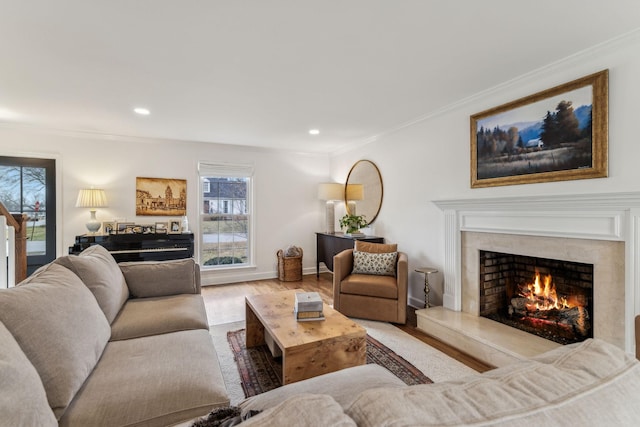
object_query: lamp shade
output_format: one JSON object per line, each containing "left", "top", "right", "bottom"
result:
{"left": 346, "top": 184, "right": 364, "bottom": 201}
{"left": 75, "top": 189, "right": 108, "bottom": 208}
{"left": 317, "top": 183, "right": 343, "bottom": 201}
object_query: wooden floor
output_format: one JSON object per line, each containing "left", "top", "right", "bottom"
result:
{"left": 202, "top": 273, "right": 493, "bottom": 373}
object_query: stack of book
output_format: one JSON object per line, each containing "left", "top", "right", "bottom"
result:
{"left": 294, "top": 291, "right": 325, "bottom": 321}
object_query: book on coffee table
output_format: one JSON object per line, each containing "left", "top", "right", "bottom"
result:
{"left": 295, "top": 309, "right": 325, "bottom": 321}
{"left": 296, "top": 314, "right": 325, "bottom": 322}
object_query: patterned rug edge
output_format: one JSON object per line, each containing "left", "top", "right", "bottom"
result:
{"left": 227, "top": 328, "right": 432, "bottom": 398}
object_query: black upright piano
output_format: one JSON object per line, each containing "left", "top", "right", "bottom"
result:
{"left": 69, "top": 233, "right": 195, "bottom": 262}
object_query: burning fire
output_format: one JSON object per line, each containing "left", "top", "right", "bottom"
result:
{"left": 521, "top": 272, "right": 571, "bottom": 311}
{"left": 510, "top": 271, "right": 591, "bottom": 339}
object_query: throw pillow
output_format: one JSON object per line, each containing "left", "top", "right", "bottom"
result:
{"left": 352, "top": 250, "right": 398, "bottom": 276}
{"left": 354, "top": 241, "right": 397, "bottom": 254}
{"left": 55, "top": 244, "right": 130, "bottom": 324}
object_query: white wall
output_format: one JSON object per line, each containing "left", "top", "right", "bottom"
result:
{"left": 0, "top": 129, "right": 330, "bottom": 284}
{"left": 330, "top": 30, "right": 640, "bottom": 308}
{"left": 3, "top": 30, "right": 639, "bottom": 297}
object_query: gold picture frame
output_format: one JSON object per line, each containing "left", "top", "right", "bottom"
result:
{"left": 136, "top": 177, "right": 187, "bottom": 216}
{"left": 470, "top": 70, "right": 608, "bottom": 188}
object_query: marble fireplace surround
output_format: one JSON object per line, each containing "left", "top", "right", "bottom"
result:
{"left": 463, "top": 232, "right": 623, "bottom": 346}
{"left": 421, "top": 192, "right": 640, "bottom": 361}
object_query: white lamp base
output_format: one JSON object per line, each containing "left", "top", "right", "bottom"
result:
{"left": 85, "top": 210, "right": 101, "bottom": 233}
{"left": 325, "top": 201, "right": 335, "bottom": 233}
{"left": 347, "top": 201, "right": 357, "bottom": 216}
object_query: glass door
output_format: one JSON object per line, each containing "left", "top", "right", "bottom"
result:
{"left": 0, "top": 156, "right": 56, "bottom": 275}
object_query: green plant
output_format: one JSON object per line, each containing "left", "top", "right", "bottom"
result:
{"left": 339, "top": 214, "right": 367, "bottom": 234}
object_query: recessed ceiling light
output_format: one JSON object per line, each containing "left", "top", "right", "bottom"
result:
{"left": 309, "top": 129, "right": 320, "bottom": 135}
{"left": 134, "top": 107, "right": 150, "bottom": 116}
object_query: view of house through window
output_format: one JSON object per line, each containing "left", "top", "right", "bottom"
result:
{"left": 0, "top": 156, "right": 56, "bottom": 274}
{"left": 199, "top": 163, "right": 253, "bottom": 268}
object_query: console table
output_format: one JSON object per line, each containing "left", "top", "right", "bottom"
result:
{"left": 316, "top": 232, "right": 384, "bottom": 277}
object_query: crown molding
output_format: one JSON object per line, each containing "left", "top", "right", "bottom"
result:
{"left": 331, "top": 27, "right": 640, "bottom": 157}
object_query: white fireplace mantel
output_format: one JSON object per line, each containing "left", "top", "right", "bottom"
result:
{"left": 433, "top": 191, "right": 640, "bottom": 353}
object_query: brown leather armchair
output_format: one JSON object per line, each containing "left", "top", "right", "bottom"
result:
{"left": 332, "top": 241, "right": 408, "bottom": 324}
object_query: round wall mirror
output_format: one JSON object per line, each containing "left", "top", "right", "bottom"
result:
{"left": 345, "top": 160, "right": 383, "bottom": 225}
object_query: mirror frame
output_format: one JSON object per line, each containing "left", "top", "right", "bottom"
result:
{"left": 344, "top": 159, "right": 384, "bottom": 225}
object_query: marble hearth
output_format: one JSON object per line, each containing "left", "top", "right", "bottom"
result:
{"left": 416, "top": 192, "right": 640, "bottom": 367}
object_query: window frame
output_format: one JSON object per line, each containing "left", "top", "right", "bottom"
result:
{"left": 198, "top": 162, "right": 255, "bottom": 270}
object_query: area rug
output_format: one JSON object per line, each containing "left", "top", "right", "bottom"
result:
{"left": 210, "top": 319, "right": 475, "bottom": 405}
{"left": 227, "top": 328, "right": 432, "bottom": 398}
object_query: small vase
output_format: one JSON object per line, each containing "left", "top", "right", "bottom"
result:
{"left": 181, "top": 216, "right": 189, "bottom": 232}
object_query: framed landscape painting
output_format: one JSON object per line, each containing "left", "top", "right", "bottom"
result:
{"left": 470, "top": 70, "right": 608, "bottom": 188}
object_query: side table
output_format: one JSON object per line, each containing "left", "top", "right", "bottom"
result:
{"left": 415, "top": 267, "right": 438, "bottom": 308}
{"left": 315, "top": 232, "right": 384, "bottom": 277}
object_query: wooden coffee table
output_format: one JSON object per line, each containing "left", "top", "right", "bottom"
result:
{"left": 245, "top": 289, "right": 366, "bottom": 384}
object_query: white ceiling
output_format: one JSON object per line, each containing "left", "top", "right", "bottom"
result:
{"left": 1, "top": 1, "right": 639, "bottom": 154}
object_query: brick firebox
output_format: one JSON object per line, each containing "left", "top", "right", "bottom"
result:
{"left": 478, "top": 250, "right": 594, "bottom": 344}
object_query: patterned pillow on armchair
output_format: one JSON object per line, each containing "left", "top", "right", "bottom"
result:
{"left": 352, "top": 250, "right": 398, "bottom": 276}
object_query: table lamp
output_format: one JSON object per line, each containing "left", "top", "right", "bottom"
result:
{"left": 318, "top": 183, "right": 343, "bottom": 233}
{"left": 76, "top": 188, "right": 108, "bottom": 233}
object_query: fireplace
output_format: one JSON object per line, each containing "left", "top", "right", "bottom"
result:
{"left": 417, "top": 192, "right": 640, "bottom": 365}
{"left": 479, "top": 250, "right": 593, "bottom": 345}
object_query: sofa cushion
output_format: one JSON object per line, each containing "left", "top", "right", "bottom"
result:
{"left": 241, "top": 394, "right": 356, "bottom": 427}
{"left": 0, "top": 320, "right": 57, "bottom": 427}
{"left": 0, "top": 263, "right": 111, "bottom": 420}
{"left": 55, "top": 244, "right": 130, "bottom": 324}
{"left": 346, "top": 339, "right": 640, "bottom": 426}
{"left": 110, "top": 294, "right": 209, "bottom": 341}
{"left": 119, "top": 258, "right": 200, "bottom": 298}
{"left": 340, "top": 274, "right": 398, "bottom": 299}
{"left": 352, "top": 250, "right": 397, "bottom": 276}
{"left": 354, "top": 240, "right": 397, "bottom": 254}
{"left": 58, "top": 329, "right": 230, "bottom": 427}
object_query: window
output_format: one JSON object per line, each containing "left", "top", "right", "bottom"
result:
{"left": 199, "top": 162, "right": 253, "bottom": 268}
{"left": 0, "top": 156, "right": 56, "bottom": 274}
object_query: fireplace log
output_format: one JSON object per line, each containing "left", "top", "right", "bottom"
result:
{"left": 511, "top": 298, "right": 528, "bottom": 311}
{"left": 508, "top": 299, "right": 591, "bottom": 336}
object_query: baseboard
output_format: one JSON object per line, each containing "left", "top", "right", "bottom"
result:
{"left": 201, "top": 266, "right": 322, "bottom": 286}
